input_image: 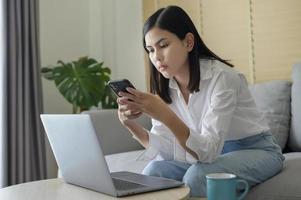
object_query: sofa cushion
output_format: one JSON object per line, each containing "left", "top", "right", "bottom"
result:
{"left": 105, "top": 150, "right": 150, "bottom": 173}
{"left": 82, "top": 110, "right": 151, "bottom": 155}
{"left": 289, "top": 62, "right": 301, "bottom": 151}
{"left": 245, "top": 152, "right": 301, "bottom": 200}
{"left": 249, "top": 80, "right": 291, "bottom": 150}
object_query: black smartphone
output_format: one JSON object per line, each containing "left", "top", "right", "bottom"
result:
{"left": 108, "top": 79, "right": 135, "bottom": 97}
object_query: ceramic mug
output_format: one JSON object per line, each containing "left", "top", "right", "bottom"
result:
{"left": 206, "top": 173, "right": 249, "bottom": 200}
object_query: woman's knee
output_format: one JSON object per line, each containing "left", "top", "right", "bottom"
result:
{"left": 183, "top": 163, "right": 209, "bottom": 197}
{"left": 142, "top": 160, "right": 169, "bottom": 177}
{"left": 143, "top": 160, "right": 190, "bottom": 181}
{"left": 183, "top": 163, "right": 207, "bottom": 185}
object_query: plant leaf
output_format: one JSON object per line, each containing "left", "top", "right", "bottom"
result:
{"left": 41, "top": 57, "right": 117, "bottom": 110}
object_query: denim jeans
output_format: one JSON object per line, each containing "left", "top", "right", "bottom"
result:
{"left": 142, "top": 132, "right": 284, "bottom": 197}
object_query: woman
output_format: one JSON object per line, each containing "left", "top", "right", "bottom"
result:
{"left": 117, "top": 6, "right": 284, "bottom": 197}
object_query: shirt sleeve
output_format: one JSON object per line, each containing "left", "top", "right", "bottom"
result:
{"left": 186, "top": 72, "right": 240, "bottom": 163}
{"left": 136, "top": 118, "right": 174, "bottom": 161}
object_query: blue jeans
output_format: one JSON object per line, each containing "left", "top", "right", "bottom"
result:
{"left": 142, "top": 132, "right": 284, "bottom": 197}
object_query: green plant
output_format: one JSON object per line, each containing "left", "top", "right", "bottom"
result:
{"left": 41, "top": 56, "right": 118, "bottom": 113}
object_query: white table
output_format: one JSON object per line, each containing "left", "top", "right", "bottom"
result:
{"left": 0, "top": 178, "right": 191, "bottom": 200}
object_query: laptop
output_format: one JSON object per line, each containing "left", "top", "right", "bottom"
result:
{"left": 40, "top": 114, "right": 183, "bottom": 197}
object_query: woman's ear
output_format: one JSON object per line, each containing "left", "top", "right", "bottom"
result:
{"left": 184, "top": 32, "right": 194, "bottom": 52}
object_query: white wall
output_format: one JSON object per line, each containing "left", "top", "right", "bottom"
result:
{"left": 40, "top": 0, "right": 145, "bottom": 178}
{"left": 101, "top": 0, "right": 145, "bottom": 89}
{"left": 40, "top": 0, "right": 90, "bottom": 115}
{"left": 115, "top": 1, "right": 145, "bottom": 88}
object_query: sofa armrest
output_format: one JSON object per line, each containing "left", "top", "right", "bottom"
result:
{"left": 82, "top": 109, "right": 152, "bottom": 155}
{"left": 289, "top": 62, "right": 301, "bottom": 151}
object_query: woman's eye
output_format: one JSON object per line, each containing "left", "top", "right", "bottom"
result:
{"left": 148, "top": 49, "right": 154, "bottom": 53}
{"left": 160, "top": 43, "right": 168, "bottom": 48}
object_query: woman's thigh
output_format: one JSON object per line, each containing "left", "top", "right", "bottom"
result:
{"left": 218, "top": 150, "right": 282, "bottom": 186}
{"left": 183, "top": 149, "right": 283, "bottom": 197}
{"left": 187, "top": 149, "right": 283, "bottom": 187}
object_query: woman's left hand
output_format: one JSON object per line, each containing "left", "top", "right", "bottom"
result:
{"left": 118, "top": 87, "right": 170, "bottom": 121}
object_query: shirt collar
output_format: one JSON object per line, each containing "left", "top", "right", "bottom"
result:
{"left": 168, "top": 59, "right": 213, "bottom": 90}
{"left": 169, "top": 78, "right": 178, "bottom": 90}
{"left": 199, "top": 59, "right": 213, "bottom": 81}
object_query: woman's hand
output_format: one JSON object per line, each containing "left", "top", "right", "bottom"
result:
{"left": 117, "top": 98, "right": 142, "bottom": 126}
{"left": 116, "top": 95, "right": 149, "bottom": 148}
{"left": 118, "top": 88, "right": 171, "bottom": 122}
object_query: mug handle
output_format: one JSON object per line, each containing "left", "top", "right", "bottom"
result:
{"left": 236, "top": 179, "right": 249, "bottom": 200}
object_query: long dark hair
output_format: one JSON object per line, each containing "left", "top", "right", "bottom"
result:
{"left": 143, "top": 6, "right": 234, "bottom": 103}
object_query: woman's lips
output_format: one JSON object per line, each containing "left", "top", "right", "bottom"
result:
{"left": 158, "top": 65, "right": 168, "bottom": 70}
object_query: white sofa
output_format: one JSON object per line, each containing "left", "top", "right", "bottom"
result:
{"left": 73, "top": 62, "right": 301, "bottom": 199}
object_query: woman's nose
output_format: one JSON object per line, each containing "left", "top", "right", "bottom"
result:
{"left": 154, "top": 50, "right": 163, "bottom": 61}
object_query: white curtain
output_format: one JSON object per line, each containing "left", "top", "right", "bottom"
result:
{"left": 0, "top": 0, "right": 7, "bottom": 188}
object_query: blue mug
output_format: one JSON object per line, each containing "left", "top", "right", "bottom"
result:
{"left": 206, "top": 173, "right": 249, "bottom": 200}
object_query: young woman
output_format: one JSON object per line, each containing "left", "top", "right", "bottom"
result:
{"left": 117, "top": 6, "right": 284, "bottom": 197}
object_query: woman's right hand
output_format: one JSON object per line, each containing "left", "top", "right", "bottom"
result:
{"left": 117, "top": 97, "right": 142, "bottom": 126}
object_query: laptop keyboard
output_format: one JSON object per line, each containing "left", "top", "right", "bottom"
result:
{"left": 112, "top": 178, "right": 148, "bottom": 191}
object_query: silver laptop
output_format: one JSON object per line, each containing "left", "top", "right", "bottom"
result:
{"left": 40, "top": 114, "right": 183, "bottom": 197}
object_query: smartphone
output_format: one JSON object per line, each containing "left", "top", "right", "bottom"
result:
{"left": 108, "top": 79, "right": 135, "bottom": 97}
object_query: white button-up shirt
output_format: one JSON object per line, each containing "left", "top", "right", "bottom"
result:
{"left": 137, "top": 59, "right": 270, "bottom": 164}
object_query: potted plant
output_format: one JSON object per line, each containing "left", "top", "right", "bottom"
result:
{"left": 41, "top": 56, "right": 118, "bottom": 113}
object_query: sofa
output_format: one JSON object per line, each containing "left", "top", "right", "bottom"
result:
{"left": 81, "top": 62, "right": 301, "bottom": 199}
